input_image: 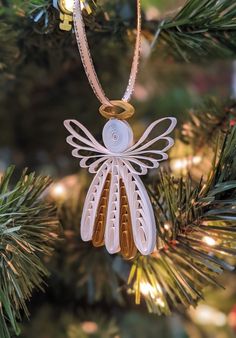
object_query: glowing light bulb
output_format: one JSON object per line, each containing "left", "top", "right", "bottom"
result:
{"left": 81, "top": 321, "right": 98, "bottom": 334}
{"left": 61, "top": 0, "right": 85, "bottom": 12}
{"left": 140, "top": 282, "right": 155, "bottom": 297}
{"left": 171, "top": 156, "right": 202, "bottom": 172}
{"left": 202, "top": 236, "right": 217, "bottom": 246}
{"left": 50, "top": 183, "right": 66, "bottom": 199}
{"left": 189, "top": 305, "right": 226, "bottom": 327}
{"left": 172, "top": 158, "right": 188, "bottom": 171}
{"left": 140, "top": 281, "right": 164, "bottom": 304}
{"left": 192, "top": 155, "right": 202, "bottom": 165}
{"left": 164, "top": 223, "right": 171, "bottom": 231}
{"left": 156, "top": 297, "right": 165, "bottom": 308}
{"left": 63, "top": 0, "right": 73, "bottom": 11}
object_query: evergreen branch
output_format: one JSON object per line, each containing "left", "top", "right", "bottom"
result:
{"left": 156, "top": 0, "right": 236, "bottom": 61}
{"left": 0, "top": 0, "right": 236, "bottom": 73}
{"left": 0, "top": 166, "right": 59, "bottom": 338}
{"left": 181, "top": 97, "right": 236, "bottom": 150}
{"left": 129, "top": 125, "right": 236, "bottom": 314}
{"left": 28, "top": 0, "right": 236, "bottom": 62}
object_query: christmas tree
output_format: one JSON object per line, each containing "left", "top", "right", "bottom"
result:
{"left": 1, "top": 0, "right": 236, "bottom": 337}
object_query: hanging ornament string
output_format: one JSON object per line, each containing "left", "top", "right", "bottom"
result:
{"left": 73, "top": 0, "right": 142, "bottom": 108}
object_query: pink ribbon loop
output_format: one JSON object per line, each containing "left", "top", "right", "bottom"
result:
{"left": 73, "top": 0, "right": 142, "bottom": 106}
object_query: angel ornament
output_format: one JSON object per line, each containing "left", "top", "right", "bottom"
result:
{"left": 64, "top": 104, "right": 177, "bottom": 260}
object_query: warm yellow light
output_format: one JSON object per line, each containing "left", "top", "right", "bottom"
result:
{"left": 189, "top": 305, "right": 226, "bottom": 327}
{"left": 156, "top": 297, "right": 165, "bottom": 308}
{"left": 172, "top": 158, "right": 188, "bottom": 171}
{"left": 164, "top": 223, "right": 171, "bottom": 231}
{"left": 63, "top": 0, "right": 73, "bottom": 11}
{"left": 50, "top": 183, "right": 66, "bottom": 198}
{"left": 140, "top": 282, "right": 155, "bottom": 297}
{"left": 192, "top": 155, "right": 202, "bottom": 165}
{"left": 171, "top": 156, "right": 202, "bottom": 171}
{"left": 202, "top": 236, "right": 217, "bottom": 246}
{"left": 81, "top": 321, "right": 98, "bottom": 334}
{"left": 61, "top": 0, "right": 85, "bottom": 12}
{"left": 140, "top": 281, "right": 164, "bottom": 306}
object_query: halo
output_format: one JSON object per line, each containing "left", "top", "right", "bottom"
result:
{"left": 99, "top": 100, "right": 135, "bottom": 120}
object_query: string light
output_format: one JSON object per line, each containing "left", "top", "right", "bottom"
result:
{"left": 189, "top": 304, "right": 227, "bottom": 327}
{"left": 140, "top": 282, "right": 156, "bottom": 297}
{"left": 61, "top": 0, "right": 73, "bottom": 12}
{"left": 171, "top": 155, "right": 202, "bottom": 171}
{"left": 49, "top": 174, "right": 81, "bottom": 201}
{"left": 202, "top": 236, "right": 217, "bottom": 246}
{"left": 50, "top": 183, "right": 67, "bottom": 199}
{"left": 81, "top": 321, "right": 98, "bottom": 334}
{"left": 192, "top": 155, "right": 202, "bottom": 165}
{"left": 156, "top": 297, "right": 165, "bottom": 308}
{"left": 60, "top": 0, "right": 85, "bottom": 12}
{"left": 140, "top": 282, "right": 165, "bottom": 307}
{"left": 164, "top": 222, "right": 171, "bottom": 231}
{"left": 57, "top": 0, "right": 91, "bottom": 31}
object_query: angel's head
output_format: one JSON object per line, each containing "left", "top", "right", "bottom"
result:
{"left": 102, "top": 119, "right": 134, "bottom": 153}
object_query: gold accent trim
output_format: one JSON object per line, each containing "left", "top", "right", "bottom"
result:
{"left": 99, "top": 100, "right": 135, "bottom": 120}
{"left": 92, "top": 174, "right": 111, "bottom": 247}
{"left": 120, "top": 179, "right": 137, "bottom": 260}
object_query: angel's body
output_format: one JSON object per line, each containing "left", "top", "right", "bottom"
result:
{"left": 64, "top": 117, "right": 177, "bottom": 259}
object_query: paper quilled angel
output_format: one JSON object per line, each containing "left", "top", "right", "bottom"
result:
{"left": 64, "top": 115, "right": 177, "bottom": 260}
{"left": 65, "top": 0, "right": 177, "bottom": 260}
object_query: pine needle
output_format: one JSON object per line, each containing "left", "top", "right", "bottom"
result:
{"left": 0, "top": 166, "right": 59, "bottom": 338}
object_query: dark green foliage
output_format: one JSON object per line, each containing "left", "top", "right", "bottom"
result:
{"left": 159, "top": 0, "right": 236, "bottom": 61}
{"left": 21, "top": 304, "right": 173, "bottom": 338}
{"left": 129, "top": 126, "right": 236, "bottom": 314}
{"left": 1, "top": 0, "right": 236, "bottom": 73}
{"left": 181, "top": 97, "right": 236, "bottom": 149}
{"left": 0, "top": 0, "right": 236, "bottom": 335}
{"left": 0, "top": 167, "right": 59, "bottom": 338}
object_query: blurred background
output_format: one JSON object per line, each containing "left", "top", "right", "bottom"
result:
{"left": 1, "top": 0, "right": 236, "bottom": 337}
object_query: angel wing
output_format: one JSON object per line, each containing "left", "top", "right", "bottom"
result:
{"left": 118, "top": 159, "right": 156, "bottom": 255}
{"left": 122, "top": 117, "right": 177, "bottom": 175}
{"left": 80, "top": 158, "right": 113, "bottom": 243}
{"left": 81, "top": 157, "right": 156, "bottom": 258}
{"left": 64, "top": 119, "right": 110, "bottom": 173}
